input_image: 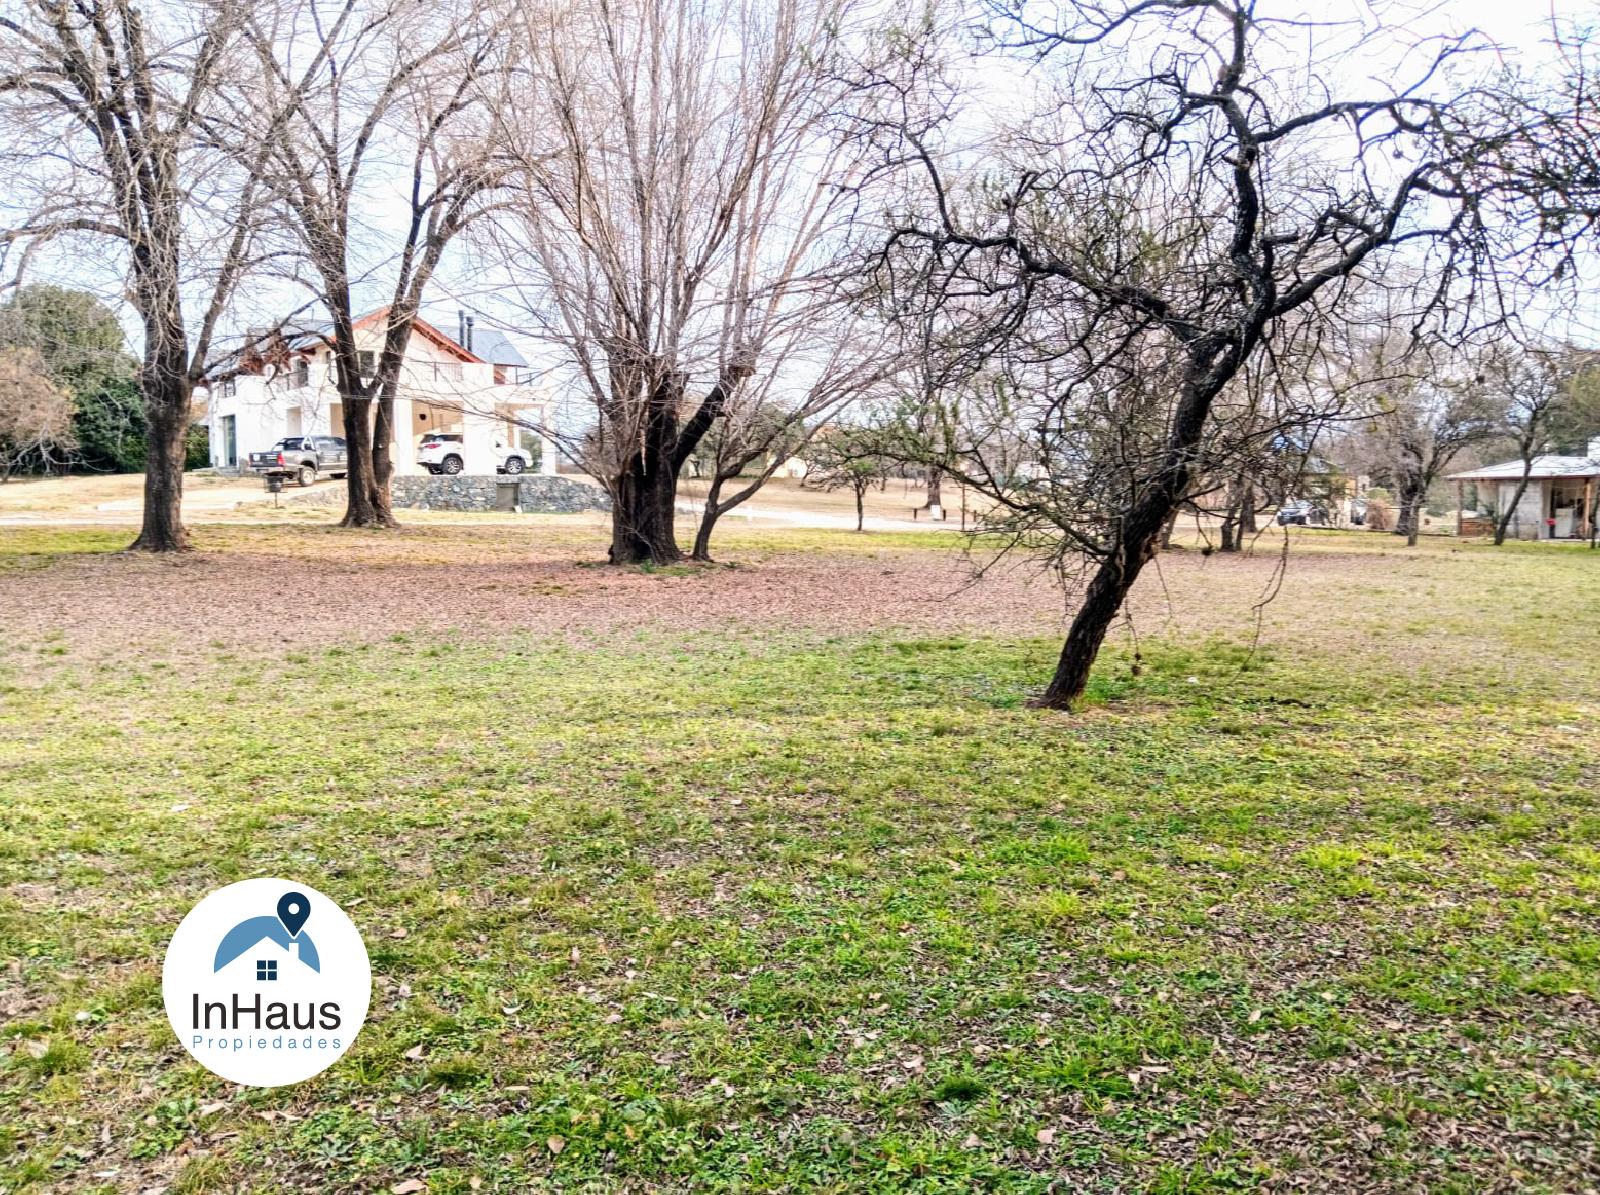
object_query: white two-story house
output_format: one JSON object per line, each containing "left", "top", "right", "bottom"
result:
{"left": 206, "top": 309, "right": 556, "bottom": 477}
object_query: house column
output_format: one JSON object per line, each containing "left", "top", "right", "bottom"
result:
{"left": 392, "top": 397, "right": 418, "bottom": 476}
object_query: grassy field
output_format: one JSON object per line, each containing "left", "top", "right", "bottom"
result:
{"left": 1, "top": 522, "right": 1597, "bottom": 1192}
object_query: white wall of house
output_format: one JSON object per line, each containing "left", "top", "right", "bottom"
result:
{"left": 204, "top": 321, "right": 557, "bottom": 476}
{"left": 1496, "top": 479, "right": 1547, "bottom": 540}
{"left": 1488, "top": 476, "right": 1599, "bottom": 540}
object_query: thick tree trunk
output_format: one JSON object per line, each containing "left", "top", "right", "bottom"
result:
{"left": 607, "top": 363, "right": 752, "bottom": 565}
{"left": 1396, "top": 482, "right": 1426, "bottom": 547}
{"left": 340, "top": 396, "right": 383, "bottom": 528}
{"left": 610, "top": 468, "right": 681, "bottom": 563}
{"left": 925, "top": 467, "right": 943, "bottom": 518}
{"left": 129, "top": 373, "right": 191, "bottom": 552}
{"left": 855, "top": 484, "right": 865, "bottom": 531}
{"left": 609, "top": 376, "right": 684, "bottom": 565}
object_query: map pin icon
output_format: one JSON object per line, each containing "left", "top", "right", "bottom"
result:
{"left": 277, "top": 891, "right": 311, "bottom": 938}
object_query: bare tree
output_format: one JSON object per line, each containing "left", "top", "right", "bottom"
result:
{"left": 1171, "top": 324, "right": 1377, "bottom": 551}
{"left": 686, "top": 315, "right": 899, "bottom": 560}
{"left": 859, "top": 0, "right": 1568, "bottom": 709}
{"left": 231, "top": 0, "right": 504, "bottom": 527}
{"left": 804, "top": 421, "right": 892, "bottom": 531}
{"left": 1481, "top": 345, "right": 1592, "bottom": 546}
{"left": 494, "top": 0, "right": 865, "bottom": 564}
{"left": 1347, "top": 340, "right": 1502, "bottom": 547}
{"left": 0, "top": 0, "right": 266, "bottom": 548}
{"left": 0, "top": 346, "right": 75, "bottom": 479}
{"left": 1479, "top": 25, "right": 1600, "bottom": 278}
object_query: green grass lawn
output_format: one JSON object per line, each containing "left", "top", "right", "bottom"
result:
{"left": 1, "top": 527, "right": 1598, "bottom": 1192}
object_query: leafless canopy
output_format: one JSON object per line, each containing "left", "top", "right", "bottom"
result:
{"left": 0, "top": 0, "right": 267, "bottom": 548}
{"left": 852, "top": 0, "right": 1581, "bottom": 707}
{"left": 224, "top": 0, "right": 506, "bottom": 526}
{"left": 490, "top": 0, "right": 870, "bottom": 563}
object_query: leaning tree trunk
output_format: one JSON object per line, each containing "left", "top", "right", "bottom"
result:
{"left": 690, "top": 476, "right": 726, "bottom": 562}
{"left": 1493, "top": 466, "right": 1534, "bottom": 546}
{"left": 130, "top": 369, "right": 192, "bottom": 552}
{"left": 340, "top": 395, "right": 382, "bottom": 528}
{"left": 693, "top": 456, "right": 791, "bottom": 561}
{"left": 1036, "top": 492, "right": 1172, "bottom": 709}
{"left": 1036, "top": 366, "right": 1225, "bottom": 710}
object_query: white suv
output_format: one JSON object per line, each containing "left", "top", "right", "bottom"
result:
{"left": 417, "top": 433, "right": 531, "bottom": 475}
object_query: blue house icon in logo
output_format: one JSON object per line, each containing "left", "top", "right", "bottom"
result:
{"left": 213, "top": 891, "right": 321, "bottom": 978}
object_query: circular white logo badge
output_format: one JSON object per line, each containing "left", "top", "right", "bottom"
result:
{"left": 162, "top": 878, "right": 371, "bottom": 1087}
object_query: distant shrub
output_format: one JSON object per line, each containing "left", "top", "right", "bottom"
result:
{"left": 185, "top": 422, "right": 210, "bottom": 470}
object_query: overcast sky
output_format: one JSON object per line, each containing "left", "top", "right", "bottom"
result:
{"left": 6, "top": 0, "right": 1597, "bottom": 362}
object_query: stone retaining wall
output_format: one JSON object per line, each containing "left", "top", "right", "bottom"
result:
{"left": 289, "top": 474, "right": 610, "bottom": 513}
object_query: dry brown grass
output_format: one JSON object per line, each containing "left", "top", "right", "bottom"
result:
{"left": 2, "top": 518, "right": 1593, "bottom": 700}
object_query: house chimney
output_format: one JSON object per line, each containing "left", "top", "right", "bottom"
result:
{"left": 457, "top": 310, "right": 466, "bottom": 349}
{"left": 465, "top": 315, "right": 474, "bottom": 354}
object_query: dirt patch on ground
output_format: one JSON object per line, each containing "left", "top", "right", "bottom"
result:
{"left": 1, "top": 530, "right": 1059, "bottom": 660}
{"left": 0, "top": 520, "right": 1492, "bottom": 669}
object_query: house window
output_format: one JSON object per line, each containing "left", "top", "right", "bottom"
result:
{"left": 256, "top": 959, "right": 278, "bottom": 981}
{"left": 293, "top": 359, "right": 309, "bottom": 389}
{"left": 434, "top": 362, "right": 462, "bottom": 383}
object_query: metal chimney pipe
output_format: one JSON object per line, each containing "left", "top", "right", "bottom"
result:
{"left": 465, "top": 315, "right": 475, "bottom": 354}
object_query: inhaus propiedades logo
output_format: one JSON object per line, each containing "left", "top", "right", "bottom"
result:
{"left": 162, "top": 878, "right": 371, "bottom": 1087}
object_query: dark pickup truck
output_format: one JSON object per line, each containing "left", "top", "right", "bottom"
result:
{"left": 247, "top": 436, "right": 348, "bottom": 487}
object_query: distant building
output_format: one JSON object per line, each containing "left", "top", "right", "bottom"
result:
{"left": 1448, "top": 437, "right": 1600, "bottom": 540}
{"left": 204, "top": 309, "right": 556, "bottom": 477}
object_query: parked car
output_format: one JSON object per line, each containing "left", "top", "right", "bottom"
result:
{"left": 247, "top": 436, "right": 347, "bottom": 486}
{"left": 1275, "top": 499, "right": 1329, "bottom": 526}
{"left": 416, "top": 432, "right": 531, "bottom": 475}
